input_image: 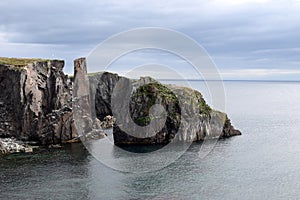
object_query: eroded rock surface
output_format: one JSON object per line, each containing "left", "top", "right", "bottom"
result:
{"left": 0, "top": 59, "right": 74, "bottom": 144}
{"left": 112, "top": 79, "right": 241, "bottom": 145}
{"left": 0, "top": 57, "right": 241, "bottom": 151}
{"left": 85, "top": 63, "right": 241, "bottom": 145}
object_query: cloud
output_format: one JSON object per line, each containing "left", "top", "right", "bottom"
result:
{"left": 0, "top": 0, "right": 300, "bottom": 80}
{"left": 222, "top": 68, "right": 300, "bottom": 76}
{"left": 219, "top": 68, "right": 300, "bottom": 80}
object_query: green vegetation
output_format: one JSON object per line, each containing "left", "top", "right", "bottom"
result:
{"left": 136, "top": 82, "right": 178, "bottom": 101}
{"left": 0, "top": 57, "right": 50, "bottom": 67}
{"left": 131, "top": 82, "right": 212, "bottom": 126}
{"left": 194, "top": 90, "right": 212, "bottom": 117}
{"left": 131, "top": 82, "right": 180, "bottom": 126}
{"left": 87, "top": 72, "right": 103, "bottom": 77}
{"left": 134, "top": 116, "right": 154, "bottom": 125}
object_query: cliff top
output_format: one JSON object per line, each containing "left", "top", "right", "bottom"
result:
{"left": 0, "top": 57, "right": 50, "bottom": 67}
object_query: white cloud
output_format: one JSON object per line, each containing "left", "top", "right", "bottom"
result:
{"left": 220, "top": 68, "right": 300, "bottom": 80}
{"left": 252, "top": 48, "right": 300, "bottom": 54}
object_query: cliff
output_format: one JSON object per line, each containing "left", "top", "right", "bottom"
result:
{"left": 113, "top": 81, "right": 241, "bottom": 145}
{"left": 0, "top": 58, "right": 75, "bottom": 144}
{"left": 0, "top": 57, "right": 240, "bottom": 150}
{"left": 83, "top": 60, "right": 241, "bottom": 145}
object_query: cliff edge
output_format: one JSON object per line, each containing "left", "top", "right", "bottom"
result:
{"left": 81, "top": 58, "right": 241, "bottom": 145}
{"left": 0, "top": 58, "right": 74, "bottom": 145}
{"left": 0, "top": 57, "right": 241, "bottom": 150}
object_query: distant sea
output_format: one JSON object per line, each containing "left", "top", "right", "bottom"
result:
{"left": 1, "top": 81, "right": 300, "bottom": 200}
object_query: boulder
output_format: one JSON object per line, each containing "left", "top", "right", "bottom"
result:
{"left": 0, "top": 138, "right": 33, "bottom": 154}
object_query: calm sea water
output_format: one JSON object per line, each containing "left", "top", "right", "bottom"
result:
{"left": 1, "top": 81, "right": 300, "bottom": 200}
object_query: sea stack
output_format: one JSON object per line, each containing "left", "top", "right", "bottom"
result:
{"left": 0, "top": 57, "right": 241, "bottom": 150}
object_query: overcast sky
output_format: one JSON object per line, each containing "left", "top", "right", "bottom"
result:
{"left": 0, "top": 0, "right": 300, "bottom": 80}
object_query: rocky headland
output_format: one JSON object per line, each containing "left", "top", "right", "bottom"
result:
{"left": 0, "top": 57, "right": 240, "bottom": 154}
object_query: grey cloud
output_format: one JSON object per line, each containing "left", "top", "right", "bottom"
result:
{"left": 0, "top": 0, "right": 300, "bottom": 79}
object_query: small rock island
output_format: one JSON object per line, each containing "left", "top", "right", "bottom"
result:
{"left": 0, "top": 57, "right": 241, "bottom": 154}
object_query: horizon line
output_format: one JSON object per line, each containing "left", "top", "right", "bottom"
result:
{"left": 157, "top": 79, "right": 300, "bottom": 82}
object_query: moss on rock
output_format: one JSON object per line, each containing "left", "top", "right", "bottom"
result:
{"left": 130, "top": 82, "right": 181, "bottom": 127}
{"left": 0, "top": 57, "right": 50, "bottom": 67}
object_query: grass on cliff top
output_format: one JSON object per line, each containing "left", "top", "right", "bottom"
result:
{"left": 135, "top": 82, "right": 212, "bottom": 117}
{"left": 0, "top": 57, "right": 50, "bottom": 66}
{"left": 87, "top": 72, "right": 103, "bottom": 76}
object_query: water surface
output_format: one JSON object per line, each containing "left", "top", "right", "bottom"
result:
{"left": 1, "top": 81, "right": 300, "bottom": 200}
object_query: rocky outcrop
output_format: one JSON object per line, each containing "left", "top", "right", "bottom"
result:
{"left": 0, "top": 57, "right": 240, "bottom": 151}
{"left": 112, "top": 79, "right": 241, "bottom": 145}
{"left": 84, "top": 62, "right": 241, "bottom": 145}
{"left": 88, "top": 71, "right": 120, "bottom": 120}
{"left": 0, "top": 58, "right": 74, "bottom": 144}
{"left": 0, "top": 138, "right": 33, "bottom": 154}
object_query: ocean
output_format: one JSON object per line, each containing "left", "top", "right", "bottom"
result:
{"left": 1, "top": 81, "right": 300, "bottom": 200}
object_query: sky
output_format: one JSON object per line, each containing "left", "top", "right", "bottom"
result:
{"left": 0, "top": 0, "right": 300, "bottom": 80}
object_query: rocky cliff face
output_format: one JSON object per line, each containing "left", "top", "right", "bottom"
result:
{"left": 89, "top": 71, "right": 120, "bottom": 120}
{"left": 86, "top": 65, "right": 241, "bottom": 145}
{"left": 0, "top": 57, "right": 240, "bottom": 148}
{"left": 0, "top": 59, "right": 75, "bottom": 144}
{"left": 114, "top": 79, "right": 240, "bottom": 145}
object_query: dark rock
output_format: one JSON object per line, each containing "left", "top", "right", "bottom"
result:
{"left": 0, "top": 57, "right": 241, "bottom": 149}
{"left": 222, "top": 117, "right": 242, "bottom": 137}
{"left": 111, "top": 81, "right": 241, "bottom": 145}
{"left": 83, "top": 60, "right": 241, "bottom": 145}
{"left": 88, "top": 71, "right": 120, "bottom": 120}
{"left": 0, "top": 59, "right": 74, "bottom": 144}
